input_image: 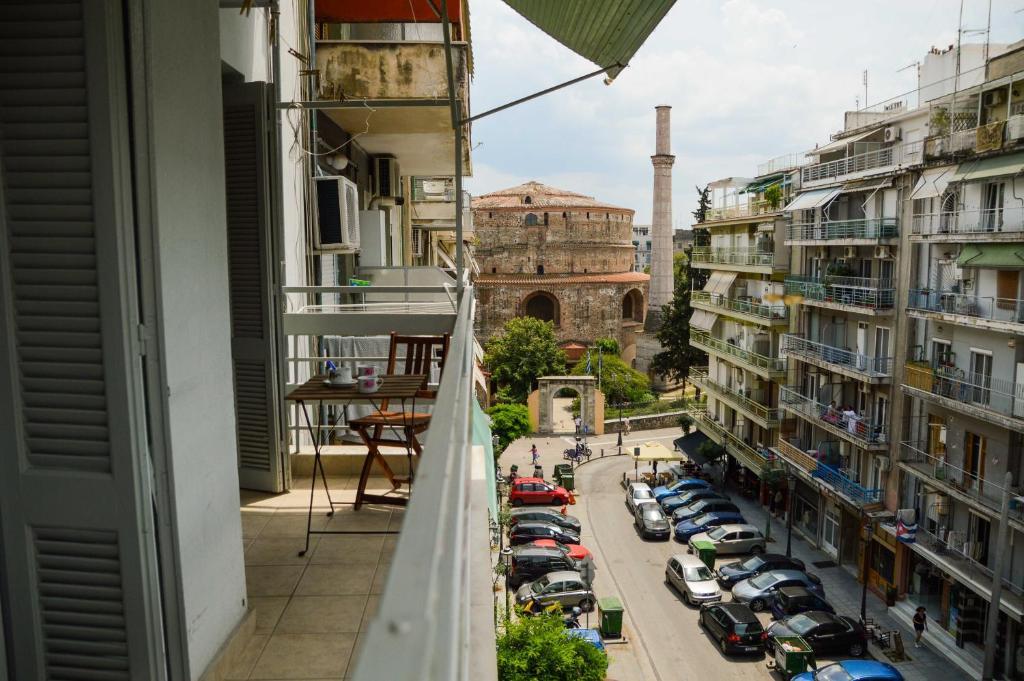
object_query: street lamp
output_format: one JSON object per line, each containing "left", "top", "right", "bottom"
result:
{"left": 501, "top": 547, "right": 514, "bottom": 622}
{"left": 785, "top": 473, "right": 797, "bottom": 558}
{"left": 860, "top": 515, "right": 874, "bottom": 623}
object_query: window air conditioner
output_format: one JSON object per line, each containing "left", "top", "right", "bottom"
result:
{"left": 875, "top": 246, "right": 891, "bottom": 259}
{"left": 883, "top": 126, "right": 902, "bottom": 143}
{"left": 844, "top": 246, "right": 857, "bottom": 258}
{"left": 314, "top": 175, "right": 360, "bottom": 252}
{"left": 373, "top": 154, "right": 400, "bottom": 198}
{"left": 982, "top": 90, "right": 1004, "bottom": 108}
{"left": 876, "top": 456, "right": 891, "bottom": 472}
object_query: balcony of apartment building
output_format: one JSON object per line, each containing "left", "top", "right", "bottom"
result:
{"left": 689, "top": 329, "right": 787, "bottom": 379}
{"left": 410, "top": 177, "right": 477, "bottom": 276}
{"left": 781, "top": 334, "right": 893, "bottom": 384}
{"left": 779, "top": 386, "right": 889, "bottom": 451}
{"left": 690, "top": 247, "right": 786, "bottom": 274}
{"left": 902, "top": 359, "right": 1024, "bottom": 434}
{"left": 772, "top": 437, "right": 884, "bottom": 508}
{"left": 906, "top": 287, "right": 1024, "bottom": 335}
{"left": 690, "top": 290, "right": 788, "bottom": 328}
{"left": 911, "top": 203, "right": 1024, "bottom": 243}
{"left": 696, "top": 410, "right": 780, "bottom": 477}
{"left": 702, "top": 175, "right": 791, "bottom": 226}
{"left": 690, "top": 368, "right": 781, "bottom": 429}
{"left": 785, "top": 217, "right": 898, "bottom": 246}
{"left": 784, "top": 274, "right": 895, "bottom": 315}
{"left": 800, "top": 128, "right": 922, "bottom": 189}
{"left": 922, "top": 70, "right": 1024, "bottom": 164}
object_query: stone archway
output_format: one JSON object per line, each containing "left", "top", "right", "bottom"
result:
{"left": 528, "top": 376, "right": 605, "bottom": 436}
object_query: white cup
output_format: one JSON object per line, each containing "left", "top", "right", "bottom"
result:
{"left": 332, "top": 365, "right": 353, "bottom": 384}
{"left": 356, "top": 365, "right": 378, "bottom": 378}
{"left": 358, "top": 376, "right": 383, "bottom": 394}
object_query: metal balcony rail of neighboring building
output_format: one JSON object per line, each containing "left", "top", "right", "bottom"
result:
{"left": 898, "top": 441, "right": 1024, "bottom": 527}
{"left": 779, "top": 386, "right": 888, "bottom": 449}
{"left": 705, "top": 198, "right": 781, "bottom": 222}
{"left": 903, "top": 361, "right": 1024, "bottom": 421}
{"left": 906, "top": 288, "right": 1024, "bottom": 326}
{"left": 689, "top": 369, "right": 781, "bottom": 425}
{"left": 690, "top": 248, "right": 778, "bottom": 267}
{"left": 811, "top": 461, "right": 883, "bottom": 506}
{"left": 785, "top": 217, "right": 899, "bottom": 242}
{"left": 912, "top": 525, "right": 1024, "bottom": 599}
{"left": 784, "top": 275, "right": 896, "bottom": 311}
{"left": 697, "top": 411, "right": 779, "bottom": 474}
{"left": 689, "top": 330, "right": 787, "bottom": 374}
{"left": 772, "top": 437, "right": 823, "bottom": 475}
{"left": 757, "top": 153, "right": 805, "bottom": 177}
{"left": 801, "top": 141, "right": 922, "bottom": 184}
{"left": 910, "top": 206, "right": 1024, "bottom": 238}
{"left": 690, "top": 291, "right": 787, "bottom": 322}
{"left": 781, "top": 334, "right": 893, "bottom": 380}
{"left": 924, "top": 113, "right": 1024, "bottom": 159}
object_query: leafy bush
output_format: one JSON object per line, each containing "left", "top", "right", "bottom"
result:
{"left": 678, "top": 413, "right": 694, "bottom": 434}
{"left": 696, "top": 440, "right": 725, "bottom": 461}
{"left": 487, "top": 403, "right": 532, "bottom": 454}
{"left": 496, "top": 612, "right": 608, "bottom": 681}
{"left": 571, "top": 352, "right": 650, "bottom": 405}
{"left": 593, "top": 337, "right": 620, "bottom": 356}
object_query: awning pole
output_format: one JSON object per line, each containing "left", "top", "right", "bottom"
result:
{"left": 438, "top": 0, "right": 464, "bottom": 298}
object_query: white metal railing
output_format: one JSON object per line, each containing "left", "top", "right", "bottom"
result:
{"left": 784, "top": 275, "right": 896, "bottom": 310}
{"left": 910, "top": 206, "right": 1024, "bottom": 237}
{"left": 779, "top": 386, "right": 888, "bottom": 447}
{"left": 912, "top": 525, "right": 1024, "bottom": 598}
{"left": 925, "top": 114, "right": 1024, "bottom": 158}
{"left": 904, "top": 362, "right": 1024, "bottom": 420}
{"left": 757, "top": 153, "right": 805, "bottom": 176}
{"left": 691, "top": 248, "right": 779, "bottom": 268}
{"left": 690, "top": 330, "right": 786, "bottom": 373}
{"left": 906, "top": 289, "right": 1024, "bottom": 326}
{"left": 781, "top": 334, "right": 893, "bottom": 378}
{"left": 697, "top": 411, "right": 780, "bottom": 474}
{"left": 690, "top": 369, "right": 781, "bottom": 424}
{"left": 705, "top": 199, "right": 782, "bottom": 222}
{"left": 690, "top": 290, "right": 787, "bottom": 322}
{"left": 786, "top": 217, "right": 898, "bottom": 241}
{"left": 801, "top": 141, "right": 921, "bottom": 184}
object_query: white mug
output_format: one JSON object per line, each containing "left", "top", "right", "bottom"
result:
{"left": 358, "top": 376, "right": 383, "bottom": 394}
{"left": 332, "top": 365, "right": 353, "bottom": 384}
{"left": 356, "top": 365, "right": 378, "bottom": 378}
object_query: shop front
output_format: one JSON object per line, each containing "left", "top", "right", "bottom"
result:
{"left": 792, "top": 478, "right": 820, "bottom": 544}
{"left": 866, "top": 524, "right": 900, "bottom": 604}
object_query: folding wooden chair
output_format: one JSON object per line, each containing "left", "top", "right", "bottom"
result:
{"left": 349, "top": 332, "right": 450, "bottom": 508}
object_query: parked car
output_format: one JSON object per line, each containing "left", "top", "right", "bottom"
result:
{"left": 634, "top": 501, "right": 671, "bottom": 540}
{"left": 509, "top": 507, "right": 581, "bottom": 533}
{"left": 687, "top": 523, "right": 766, "bottom": 555}
{"left": 769, "top": 585, "right": 835, "bottom": 620}
{"left": 652, "top": 477, "right": 711, "bottom": 502}
{"left": 766, "top": 611, "right": 867, "bottom": 657}
{"left": 530, "top": 538, "right": 592, "bottom": 561}
{"left": 660, "top": 488, "right": 729, "bottom": 514}
{"left": 731, "top": 570, "right": 825, "bottom": 612}
{"left": 791, "top": 660, "right": 903, "bottom": 681}
{"left": 674, "top": 511, "right": 746, "bottom": 542}
{"left": 664, "top": 553, "right": 721, "bottom": 606}
{"left": 698, "top": 602, "right": 765, "bottom": 655}
{"left": 515, "top": 570, "right": 596, "bottom": 613}
{"left": 509, "top": 477, "right": 570, "bottom": 506}
{"left": 508, "top": 546, "right": 577, "bottom": 588}
{"left": 717, "top": 553, "right": 806, "bottom": 588}
{"left": 508, "top": 521, "right": 580, "bottom": 547}
{"left": 625, "top": 482, "right": 655, "bottom": 514}
{"left": 565, "top": 628, "right": 606, "bottom": 654}
{"left": 671, "top": 498, "right": 741, "bottom": 524}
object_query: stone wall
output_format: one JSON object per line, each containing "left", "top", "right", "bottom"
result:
{"left": 604, "top": 410, "right": 689, "bottom": 432}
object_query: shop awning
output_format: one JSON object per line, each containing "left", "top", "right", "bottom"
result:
{"left": 673, "top": 430, "right": 713, "bottom": 466}
{"left": 956, "top": 244, "right": 1024, "bottom": 269}
{"left": 739, "top": 174, "right": 784, "bottom": 195}
{"left": 910, "top": 166, "right": 956, "bottom": 200}
{"left": 632, "top": 440, "right": 685, "bottom": 462}
{"left": 690, "top": 309, "right": 719, "bottom": 332}
{"left": 950, "top": 151, "right": 1024, "bottom": 183}
{"left": 503, "top": 0, "right": 677, "bottom": 80}
{"left": 783, "top": 187, "right": 842, "bottom": 212}
{"left": 701, "top": 271, "right": 737, "bottom": 296}
{"left": 837, "top": 177, "right": 892, "bottom": 195}
{"left": 807, "top": 128, "right": 880, "bottom": 156}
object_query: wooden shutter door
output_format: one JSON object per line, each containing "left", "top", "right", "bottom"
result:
{"left": 223, "top": 82, "right": 285, "bottom": 492}
{"left": 0, "top": 1, "right": 164, "bottom": 679}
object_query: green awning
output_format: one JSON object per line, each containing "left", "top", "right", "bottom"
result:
{"left": 503, "top": 0, "right": 678, "bottom": 80}
{"left": 739, "top": 174, "right": 784, "bottom": 195}
{"left": 957, "top": 243, "right": 1024, "bottom": 269}
{"left": 950, "top": 151, "right": 1024, "bottom": 182}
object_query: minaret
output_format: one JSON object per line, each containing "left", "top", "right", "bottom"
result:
{"left": 648, "top": 105, "right": 675, "bottom": 325}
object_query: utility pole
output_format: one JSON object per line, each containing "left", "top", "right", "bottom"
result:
{"left": 981, "top": 472, "right": 1014, "bottom": 681}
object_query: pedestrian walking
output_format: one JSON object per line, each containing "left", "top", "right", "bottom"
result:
{"left": 574, "top": 415, "right": 582, "bottom": 435}
{"left": 623, "top": 417, "right": 631, "bottom": 436}
{"left": 530, "top": 444, "right": 539, "bottom": 466}
{"left": 913, "top": 606, "right": 927, "bottom": 647}
{"left": 774, "top": 488, "right": 785, "bottom": 518}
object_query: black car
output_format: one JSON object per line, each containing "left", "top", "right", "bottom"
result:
{"left": 671, "top": 498, "right": 741, "bottom": 524}
{"left": 508, "top": 546, "right": 578, "bottom": 588}
{"left": 766, "top": 611, "right": 867, "bottom": 657}
{"left": 660, "top": 488, "right": 729, "bottom": 514}
{"left": 769, "top": 585, "right": 835, "bottom": 620}
{"left": 508, "top": 508, "right": 582, "bottom": 533}
{"left": 698, "top": 602, "right": 765, "bottom": 656}
{"left": 633, "top": 502, "right": 671, "bottom": 540}
{"left": 716, "top": 553, "right": 806, "bottom": 588}
{"left": 508, "top": 521, "right": 580, "bottom": 547}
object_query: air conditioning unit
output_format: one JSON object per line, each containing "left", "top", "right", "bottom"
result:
{"left": 877, "top": 456, "right": 891, "bottom": 472}
{"left": 815, "top": 247, "right": 828, "bottom": 259}
{"left": 411, "top": 227, "right": 425, "bottom": 257}
{"left": 372, "top": 155, "right": 400, "bottom": 198}
{"left": 983, "top": 90, "right": 1004, "bottom": 108}
{"left": 875, "top": 246, "right": 891, "bottom": 259}
{"left": 313, "top": 175, "right": 360, "bottom": 251}
{"left": 883, "top": 126, "right": 902, "bottom": 143}
{"left": 844, "top": 246, "right": 857, "bottom": 258}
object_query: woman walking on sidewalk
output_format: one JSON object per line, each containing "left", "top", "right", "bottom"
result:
{"left": 913, "top": 606, "right": 927, "bottom": 648}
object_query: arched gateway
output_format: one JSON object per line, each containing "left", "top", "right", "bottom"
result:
{"left": 528, "top": 376, "right": 605, "bottom": 436}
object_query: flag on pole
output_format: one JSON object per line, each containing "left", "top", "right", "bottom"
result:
{"left": 896, "top": 518, "right": 917, "bottom": 543}
{"left": 584, "top": 351, "right": 592, "bottom": 375}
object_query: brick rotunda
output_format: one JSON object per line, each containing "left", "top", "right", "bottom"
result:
{"left": 472, "top": 181, "right": 650, "bottom": 364}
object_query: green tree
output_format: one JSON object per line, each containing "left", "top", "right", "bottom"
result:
{"left": 486, "top": 403, "right": 532, "bottom": 454}
{"left": 692, "top": 184, "right": 711, "bottom": 224}
{"left": 573, "top": 352, "right": 652, "bottom": 405}
{"left": 651, "top": 234, "right": 708, "bottom": 384}
{"left": 593, "top": 337, "right": 620, "bottom": 356}
{"left": 484, "top": 317, "right": 567, "bottom": 403}
{"left": 496, "top": 612, "right": 608, "bottom": 681}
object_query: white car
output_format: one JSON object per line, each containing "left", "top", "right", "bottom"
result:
{"left": 664, "top": 553, "right": 721, "bottom": 606}
{"left": 687, "top": 523, "right": 766, "bottom": 555}
{"left": 625, "top": 482, "right": 655, "bottom": 514}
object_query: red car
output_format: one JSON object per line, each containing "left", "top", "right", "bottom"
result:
{"left": 530, "top": 539, "right": 592, "bottom": 561}
{"left": 509, "top": 477, "right": 570, "bottom": 506}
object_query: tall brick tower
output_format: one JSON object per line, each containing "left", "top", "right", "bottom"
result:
{"left": 648, "top": 105, "right": 675, "bottom": 323}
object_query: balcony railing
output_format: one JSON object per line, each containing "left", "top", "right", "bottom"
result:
{"left": 773, "top": 437, "right": 820, "bottom": 474}
{"left": 906, "top": 289, "right": 1024, "bottom": 326}
{"left": 903, "top": 362, "right": 1024, "bottom": 421}
{"left": 698, "top": 411, "right": 779, "bottom": 474}
{"left": 690, "top": 369, "right": 781, "bottom": 425}
{"left": 801, "top": 142, "right": 921, "bottom": 184}
{"left": 924, "top": 114, "right": 1024, "bottom": 160}
{"left": 690, "top": 291, "right": 787, "bottom": 322}
{"left": 784, "top": 275, "right": 895, "bottom": 311}
{"left": 690, "top": 330, "right": 786, "bottom": 374}
{"left": 786, "top": 217, "right": 898, "bottom": 242}
{"left": 705, "top": 198, "right": 783, "bottom": 222}
{"left": 779, "top": 386, "right": 888, "bottom": 448}
{"left": 910, "top": 206, "right": 1024, "bottom": 238}
{"left": 758, "top": 153, "right": 804, "bottom": 176}
{"left": 912, "top": 526, "right": 1024, "bottom": 599}
{"left": 691, "top": 248, "right": 778, "bottom": 268}
{"left": 781, "top": 334, "right": 893, "bottom": 379}
{"left": 812, "top": 461, "right": 883, "bottom": 506}
{"left": 898, "top": 441, "right": 1024, "bottom": 527}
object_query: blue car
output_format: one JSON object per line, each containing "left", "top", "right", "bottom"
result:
{"left": 671, "top": 498, "right": 740, "bottom": 524}
{"left": 674, "top": 511, "right": 746, "bottom": 541}
{"left": 792, "top": 660, "right": 903, "bottom": 681}
{"left": 565, "top": 628, "right": 606, "bottom": 654}
{"left": 660, "top": 488, "right": 727, "bottom": 514}
{"left": 652, "top": 478, "right": 711, "bottom": 502}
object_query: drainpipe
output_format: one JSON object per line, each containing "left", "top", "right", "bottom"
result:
{"left": 439, "top": 0, "right": 464, "bottom": 299}
{"left": 981, "top": 471, "right": 1014, "bottom": 681}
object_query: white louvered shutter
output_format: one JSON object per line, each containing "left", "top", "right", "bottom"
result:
{"left": 223, "top": 82, "right": 285, "bottom": 492}
{"left": 0, "top": 1, "right": 164, "bottom": 678}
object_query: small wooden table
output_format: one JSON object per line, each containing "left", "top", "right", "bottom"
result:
{"left": 286, "top": 374, "right": 426, "bottom": 555}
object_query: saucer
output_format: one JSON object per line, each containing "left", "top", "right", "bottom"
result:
{"left": 323, "top": 379, "right": 358, "bottom": 387}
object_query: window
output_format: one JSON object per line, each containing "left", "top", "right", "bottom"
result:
{"left": 543, "top": 213, "right": 549, "bottom": 226}
{"left": 523, "top": 196, "right": 532, "bottom": 204}
{"left": 964, "top": 431, "right": 986, "bottom": 489}
{"left": 982, "top": 182, "right": 1004, "bottom": 231}
{"left": 524, "top": 213, "right": 539, "bottom": 226}
{"left": 969, "top": 350, "right": 992, "bottom": 405}
{"left": 536, "top": 265, "right": 544, "bottom": 275}
{"left": 997, "top": 270, "right": 1020, "bottom": 309}
{"left": 523, "top": 291, "right": 558, "bottom": 324}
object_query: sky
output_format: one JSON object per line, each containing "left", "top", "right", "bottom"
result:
{"left": 463, "top": 0, "right": 1024, "bottom": 225}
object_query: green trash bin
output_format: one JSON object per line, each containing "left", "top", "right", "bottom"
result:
{"left": 553, "top": 463, "right": 573, "bottom": 485}
{"left": 598, "top": 596, "right": 623, "bottom": 638}
{"left": 559, "top": 472, "right": 575, "bottom": 491}
{"left": 771, "top": 636, "right": 815, "bottom": 680}
{"left": 692, "top": 540, "right": 716, "bottom": 570}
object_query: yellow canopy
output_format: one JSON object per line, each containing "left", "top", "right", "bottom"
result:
{"left": 631, "top": 441, "right": 684, "bottom": 462}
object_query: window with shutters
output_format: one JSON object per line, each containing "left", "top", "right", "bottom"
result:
{"left": 996, "top": 270, "right": 1020, "bottom": 309}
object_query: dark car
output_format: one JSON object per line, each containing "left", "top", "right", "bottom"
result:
{"left": 509, "top": 507, "right": 582, "bottom": 533}
{"left": 717, "top": 553, "right": 806, "bottom": 589}
{"left": 633, "top": 502, "right": 671, "bottom": 540}
{"left": 769, "top": 585, "right": 835, "bottom": 620}
{"left": 732, "top": 571, "right": 825, "bottom": 612}
{"left": 698, "top": 602, "right": 765, "bottom": 655}
{"left": 674, "top": 511, "right": 746, "bottom": 542}
{"left": 652, "top": 477, "right": 711, "bottom": 502}
{"left": 766, "top": 611, "right": 867, "bottom": 657}
{"left": 661, "top": 488, "right": 728, "bottom": 514}
{"left": 508, "top": 546, "right": 577, "bottom": 588}
{"left": 508, "top": 521, "right": 580, "bottom": 547}
{"left": 671, "top": 498, "right": 741, "bottom": 524}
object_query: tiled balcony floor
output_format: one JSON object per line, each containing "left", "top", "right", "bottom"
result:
{"left": 231, "top": 476, "right": 407, "bottom": 680}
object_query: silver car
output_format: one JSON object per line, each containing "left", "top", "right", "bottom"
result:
{"left": 731, "top": 569, "right": 825, "bottom": 612}
{"left": 687, "top": 523, "right": 766, "bottom": 555}
{"left": 625, "top": 482, "right": 655, "bottom": 514}
{"left": 664, "top": 553, "right": 721, "bottom": 606}
{"left": 514, "top": 570, "right": 596, "bottom": 613}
